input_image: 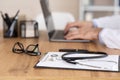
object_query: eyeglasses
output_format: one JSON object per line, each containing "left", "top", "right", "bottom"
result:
{"left": 12, "top": 42, "right": 41, "bottom": 56}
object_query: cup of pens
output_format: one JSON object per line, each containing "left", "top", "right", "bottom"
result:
{"left": 1, "top": 10, "right": 20, "bottom": 38}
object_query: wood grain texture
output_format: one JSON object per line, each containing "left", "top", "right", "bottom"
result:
{"left": 0, "top": 31, "right": 120, "bottom": 80}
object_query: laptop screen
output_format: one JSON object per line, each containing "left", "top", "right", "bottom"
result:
{"left": 40, "top": 0, "right": 55, "bottom": 38}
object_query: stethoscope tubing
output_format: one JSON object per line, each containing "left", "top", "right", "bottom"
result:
{"left": 62, "top": 52, "right": 108, "bottom": 64}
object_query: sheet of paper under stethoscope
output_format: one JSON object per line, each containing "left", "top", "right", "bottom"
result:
{"left": 35, "top": 52, "right": 120, "bottom": 72}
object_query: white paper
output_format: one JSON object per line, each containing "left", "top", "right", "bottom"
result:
{"left": 36, "top": 52, "right": 119, "bottom": 71}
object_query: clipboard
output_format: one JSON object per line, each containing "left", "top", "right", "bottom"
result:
{"left": 34, "top": 52, "right": 120, "bottom": 72}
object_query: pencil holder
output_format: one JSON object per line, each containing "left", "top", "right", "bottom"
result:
{"left": 3, "top": 17, "right": 18, "bottom": 38}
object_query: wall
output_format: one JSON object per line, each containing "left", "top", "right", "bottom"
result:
{"left": 93, "top": 0, "right": 114, "bottom": 18}
{"left": 50, "top": 0, "right": 79, "bottom": 19}
{"left": 0, "top": 0, "right": 79, "bottom": 30}
{"left": 0, "top": 0, "right": 114, "bottom": 30}
{"left": 0, "top": 0, "right": 41, "bottom": 30}
{"left": 93, "top": 0, "right": 114, "bottom": 6}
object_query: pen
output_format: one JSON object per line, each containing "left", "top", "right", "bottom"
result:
{"left": 59, "top": 49, "right": 76, "bottom": 52}
{"left": 0, "top": 11, "right": 11, "bottom": 28}
{"left": 5, "top": 13, "right": 11, "bottom": 26}
{"left": 11, "top": 10, "right": 20, "bottom": 23}
{"left": 0, "top": 11, "right": 5, "bottom": 20}
{"left": 6, "top": 10, "right": 20, "bottom": 37}
{"left": 7, "top": 16, "right": 18, "bottom": 37}
{"left": 59, "top": 49, "right": 88, "bottom": 52}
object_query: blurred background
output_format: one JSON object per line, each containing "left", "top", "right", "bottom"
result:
{"left": 0, "top": 0, "right": 119, "bottom": 30}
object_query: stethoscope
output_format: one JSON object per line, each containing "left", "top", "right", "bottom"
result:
{"left": 50, "top": 50, "right": 117, "bottom": 69}
{"left": 61, "top": 51, "right": 108, "bottom": 65}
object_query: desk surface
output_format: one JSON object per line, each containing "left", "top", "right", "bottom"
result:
{"left": 0, "top": 31, "right": 120, "bottom": 80}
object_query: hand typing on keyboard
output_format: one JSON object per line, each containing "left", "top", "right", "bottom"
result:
{"left": 64, "top": 21, "right": 102, "bottom": 40}
{"left": 64, "top": 27, "right": 78, "bottom": 35}
{"left": 69, "top": 27, "right": 78, "bottom": 32}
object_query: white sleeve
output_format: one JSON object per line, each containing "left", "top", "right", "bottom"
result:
{"left": 93, "top": 15, "right": 120, "bottom": 29}
{"left": 99, "top": 28, "right": 120, "bottom": 49}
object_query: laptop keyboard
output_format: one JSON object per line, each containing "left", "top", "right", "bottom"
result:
{"left": 53, "top": 30, "right": 65, "bottom": 39}
{"left": 52, "top": 30, "right": 90, "bottom": 42}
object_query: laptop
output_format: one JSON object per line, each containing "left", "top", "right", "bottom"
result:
{"left": 40, "top": 0, "right": 90, "bottom": 42}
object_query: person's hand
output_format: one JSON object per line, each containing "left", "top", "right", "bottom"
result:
{"left": 64, "top": 21, "right": 94, "bottom": 34}
{"left": 64, "top": 21, "right": 102, "bottom": 40}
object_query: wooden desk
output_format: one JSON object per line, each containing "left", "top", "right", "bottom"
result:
{"left": 0, "top": 31, "right": 120, "bottom": 80}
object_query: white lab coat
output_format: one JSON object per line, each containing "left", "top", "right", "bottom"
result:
{"left": 93, "top": 15, "right": 120, "bottom": 49}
